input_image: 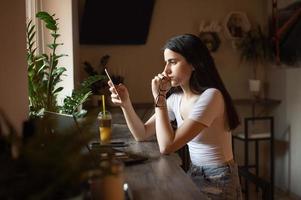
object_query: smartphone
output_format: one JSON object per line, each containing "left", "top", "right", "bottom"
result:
{"left": 105, "top": 68, "right": 120, "bottom": 99}
{"left": 90, "top": 141, "right": 128, "bottom": 148}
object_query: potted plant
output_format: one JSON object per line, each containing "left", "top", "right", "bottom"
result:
{"left": 0, "top": 108, "right": 94, "bottom": 199}
{"left": 60, "top": 75, "right": 103, "bottom": 117}
{"left": 237, "top": 25, "right": 273, "bottom": 97}
{"left": 83, "top": 55, "right": 124, "bottom": 106}
{"left": 26, "top": 12, "right": 103, "bottom": 117}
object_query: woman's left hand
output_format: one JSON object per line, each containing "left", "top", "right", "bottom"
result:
{"left": 151, "top": 74, "right": 171, "bottom": 99}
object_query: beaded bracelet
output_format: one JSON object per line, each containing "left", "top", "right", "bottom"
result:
{"left": 154, "top": 93, "right": 166, "bottom": 107}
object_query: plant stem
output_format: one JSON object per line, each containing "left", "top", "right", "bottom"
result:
{"left": 47, "top": 28, "right": 57, "bottom": 111}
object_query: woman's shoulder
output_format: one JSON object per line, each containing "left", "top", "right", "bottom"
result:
{"left": 197, "top": 88, "right": 224, "bottom": 107}
{"left": 202, "top": 88, "right": 222, "bottom": 98}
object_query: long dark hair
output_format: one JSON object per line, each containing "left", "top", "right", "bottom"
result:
{"left": 163, "top": 34, "right": 240, "bottom": 130}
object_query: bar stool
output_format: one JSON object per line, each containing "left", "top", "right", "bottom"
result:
{"left": 232, "top": 116, "right": 274, "bottom": 200}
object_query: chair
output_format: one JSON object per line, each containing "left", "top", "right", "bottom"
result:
{"left": 238, "top": 167, "right": 272, "bottom": 200}
{"left": 232, "top": 116, "right": 274, "bottom": 200}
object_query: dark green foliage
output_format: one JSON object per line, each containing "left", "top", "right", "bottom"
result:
{"left": 83, "top": 55, "right": 110, "bottom": 95}
{"left": 0, "top": 111, "right": 94, "bottom": 199}
{"left": 83, "top": 55, "right": 124, "bottom": 95}
{"left": 27, "top": 12, "right": 105, "bottom": 117}
{"left": 61, "top": 75, "right": 104, "bottom": 117}
{"left": 27, "top": 12, "right": 65, "bottom": 116}
{"left": 237, "top": 26, "right": 273, "bottom": 78}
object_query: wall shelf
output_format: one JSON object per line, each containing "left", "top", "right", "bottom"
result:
{"left": 233, "top": 98, "right": 281, "bottom": 118}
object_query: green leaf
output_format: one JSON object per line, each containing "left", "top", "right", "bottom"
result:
{"left": 53, "top": 87, "right": 64, "bottom": 94}
{"left": 29, "top": 32, "right": 36, "bottom": 43}
{"left": 29, "top": 41, "right": 36, "bottom": 51}
{"left": 28, "top": 63, "right": 34, "bottom": 72}
{"left": 82, "top": 75, "right": 104, "bottom": 87}
{"left": 36, "top": 60, "right": 47, "bottom": 72}
{"left": 51, "top": 33, "right": 60, "bottom": 38}
{"left": 46, "top": 23, "right": 57, "bottom": 31}
{"left": 53, "top": 67, "right": 66, "bottom": 76}
{"left": 47, "top": 43, "right": 59, "bottom": 50}
{"left": 35, "top": 56, "right": 46, "bottom": 62}
{"left": 28, "top": 24, "right": 35, "bottom": 36}
{"left": 52, "top": 60, "right": 59, "bottom": 68}
{"left": 32, "top": 48, "right": 37, "bottom": 55}
{"left": 52, "top": 76, "right": 63, "bottom": 87}
{"left": 36, "top": 11, "right": 51, "bottom": 18}
{"left": 37, "top": 63, "right": 48, "bottom": 74}
{"left": 36, "top": 12, "right": 58, "bottom": 31}
{"left": 54, "top": 54, "right": 67, "bottom": 60}
{"left": 27, "top": 20, "right": 33, "bottom": 29}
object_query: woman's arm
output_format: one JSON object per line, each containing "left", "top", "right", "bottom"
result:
{"left": 120, "top": 101, "right": 156, "bottom": 141}
{"left": 108, "top": 81, "right": 155, "bottom": 141}
{"left": 154, "top": 99, "right": 206, "bottom": 154}
{"left": 151, "top": 74, "right": 207, "bottom": 154}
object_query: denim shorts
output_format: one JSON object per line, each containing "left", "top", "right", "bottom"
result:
{"left": 187, "top": 160, "right": 242, "bottom": 200}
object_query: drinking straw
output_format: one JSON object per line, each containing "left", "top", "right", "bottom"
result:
{"left": 101, "top": 95, "right": 106, "bottom": 115}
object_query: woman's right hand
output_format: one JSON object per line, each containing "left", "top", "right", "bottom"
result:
{"left": 108, "top": 81, "right": 130, "bottom": 108}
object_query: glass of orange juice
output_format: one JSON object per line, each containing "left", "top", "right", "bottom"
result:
{"left": 98, "top": 111, "right": 112, "bottom": 144}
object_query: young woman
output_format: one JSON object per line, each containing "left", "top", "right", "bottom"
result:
{"left": 108, "top": 34, "right": 242, "bottom": 199}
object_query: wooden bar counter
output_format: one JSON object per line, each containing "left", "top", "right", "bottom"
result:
{"left": 85, "top": 105, "right": 207, "bottom": 200}
{"left": 110, "top": 123, "right": 206, "bottom": 200}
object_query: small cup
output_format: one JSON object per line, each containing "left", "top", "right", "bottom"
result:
{"left": 98, "top": 111, "right": 112, "bottom": 144}
{"left": 88, "top": 160, "right": 124, "bottom": 200}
